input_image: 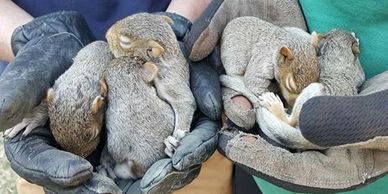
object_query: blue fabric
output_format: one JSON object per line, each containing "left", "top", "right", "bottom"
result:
{"left": 13, "top": 0, "right": 171, "bottom": 40}
{"left": 0, "top": 61, "right": 7, "bottom": 76}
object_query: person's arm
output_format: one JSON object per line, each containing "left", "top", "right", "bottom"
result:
{"left": 166, "top": 0, "right": 211, "bottom": 23}
{"left": 0, "top": 0, "right": 33, "bottom": 61}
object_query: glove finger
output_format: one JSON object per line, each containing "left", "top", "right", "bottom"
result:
{"left": 0, "top": 33, "right": 83, "bottom": 131}
{"left": 225, "top": 133, "right": 375, "bottom": 192}
{"left": 44, "top": 173, "right": 121, "bottom": 194}
{"left": 172, "top": 114, "right": 219, "bottom": 170}
{"left": 190, "top": 61, "right": 222, "bottom": 120}
{"left": 0, "top": 11, "right": 94, "bottom": 131}
{"left": 299, "top": 88, "right": 388, "bottom": 148}
{"left": 217, "top": 127, "right": 240, "bottom": 157}
{"left": 4, "top": 126, "right": 93, "bottom": 188}
{"left": 124, "top": 179, "right": 142, "bottom": 194}
{"left": 139, "top": 158, "right": 201, "bottom": 194}
{"left": 0, "top": 61, "right": 6, "bottom": 76}
{"left": 222, "top": 87, "right": 256, "bottom": 130}
{"left": 185, "top": 0, "right": 307, "bottom": 61}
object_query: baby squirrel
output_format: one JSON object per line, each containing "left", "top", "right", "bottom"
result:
{"left": 105, "top": 13, "right": 196, "bottom": 156}
{"left": 99, "top": 57, "right": 174, "bottom": 180}
{"left": 4, "top": 41, "right": 113, "bottom": 157}
{"left": 258, "top": 29, "right": 365, "bottom": 149}
{"left": 220, "top": 16, "right": 320, "bottom": 129}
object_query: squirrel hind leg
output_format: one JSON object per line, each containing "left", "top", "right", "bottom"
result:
{"left": 4, "top": 101, "right": 48, "bottom": 139}
{"left": 3, "top": 118, "right": 32, "bottom": 138}
{"left": 114, "top": 159, "right": 144, "bottom": 179}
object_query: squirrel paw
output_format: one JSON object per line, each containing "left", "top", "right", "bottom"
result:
{"left": 3, "top": 118, "right": 39, "bottom": 139}
{"left": 258, "top": 92, "right": 286, "bottom": 119}
{"left": 164, "top": 135, "right": 182, "bottom": 158}
{"left": 97, "top": 165, "right": 117, "bottom": 180}
{"left": 173, "top": 129, "right": 189, "bottom": 141}
{"left": 98, "top": 147, "right": 117, "bottom": 180}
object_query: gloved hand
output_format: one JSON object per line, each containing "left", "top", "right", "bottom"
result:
{"left": 219, "top": 72, "right": 388, "bottom": 192}
{"left": 185, "top": 0, "right": 388, "bottom": 192}
{"left": 5, "top": 112, "right": 218, "bottom": 194}
{"left": 184, "top": 0, "right": 307, "bottom": 62}
{"left": 0, "top": 11, "right": 94, "bottom": 131}
{"left": 2, "top": 11, "right": 122, "bottom": 194}
{"left": 184, "top": 0, "right": 306, "bottom": 130}
{"left": 4, "top": 11, "right": 221, "bottom": 194}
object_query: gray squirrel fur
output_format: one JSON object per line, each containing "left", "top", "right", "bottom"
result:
{"left": 99, "top": 57, "right": 174, "bottom": 180}
{"left": 4, "top": 41, "right": 113, "bottom": 157}
{"left": 257, "top": 29, "right": 365, "bottom": 149}
{"left": 106, "top": 13, "right": 196, "bottom": 156}
{"left": 220, "top": 17, "right": 320, "bottom": 130}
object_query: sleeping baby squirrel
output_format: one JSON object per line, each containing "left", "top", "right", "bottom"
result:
{"left": 258, "top": 29, "right": 365, "bottom": 149}
{"left": 4, "top": 41, "right": 113, "bottom": 157}
{"left": 220, "top": 16, "right": 320, "bottom": 129}
{"left": 98, "top": 57, "right": 175, "bottom": 180}
{"left": 106, "top": 13, "right": 196, "bottom": 156}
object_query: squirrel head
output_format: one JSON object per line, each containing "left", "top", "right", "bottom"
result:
{"left": 277, "top": 32, "right": 320, "bottom": 107}
{"left": 316, "top": 29, "right": 365, "bottom": 88}
{"left": 46, "top": 80, "right": 106, "bottom": 157}
{"left": 106, "top": 13, "right": 176, "bottom": 60}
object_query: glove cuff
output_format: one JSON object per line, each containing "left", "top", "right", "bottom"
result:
{"left": 156, "top": 12, "right": 192, "bottom": 41}
{"left": 11, "top": 11, "right": 95, "bottom": 55}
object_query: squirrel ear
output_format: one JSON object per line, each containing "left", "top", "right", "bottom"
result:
{"left": 142, "top": 62, "right": 159, "bottom": 83}
{"left": 161, "top": 15, "right": 174, "bottom": 25}
{"left": 91, "top": 96, "right": 105, "bottom": 115}
{"left": 352, "top": 42, "right": 360, "bottom": 55}
{"left": 47, "top": 88, "right": 54, "bottom": 105}
{"left": 148, "top": 40, "right": 165, "bottom": 57}
{"left": 280, "top": 46, "right": 294, "bottom": 60}
{"left": 311, "top": 31, "right": 323, "bottom": 47}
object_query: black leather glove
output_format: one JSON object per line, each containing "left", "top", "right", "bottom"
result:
{"left": 2, "top": 11, "right": 121, "bottom": 193}
{"left": 0, "top": 11, "right": 94, "bottom": 131}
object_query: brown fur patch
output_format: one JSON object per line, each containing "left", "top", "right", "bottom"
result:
{"left": 131, "top": 160, "right": 145, "bottom": 178}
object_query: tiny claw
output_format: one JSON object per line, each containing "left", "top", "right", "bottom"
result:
{"left": 3, "top": 128, "right": 11, "bottom": 137}
{"left": 173, "top": 129, "right": 188, "bottom": 141}
{"left": 165, "top": 147, "right": 173, "bottom": 158}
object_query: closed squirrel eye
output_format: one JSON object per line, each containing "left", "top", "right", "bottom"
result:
{"left": 119, "top": 35, "right": 133, "bottom": 49}
{"left": 285, "top": 74, "right": 297, "bottom": 92}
